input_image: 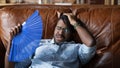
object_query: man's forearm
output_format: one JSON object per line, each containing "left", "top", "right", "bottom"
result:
{"left": 5, "top": 40, "right": 14, "bottom": 68}
{"left": 5, "top": 53, "right": 14, "bottom": 68}
{"left": 63, "top": 13, "right": 96, "bottom": 47}
{"left": 74, "top": 23, "right": 96, "bottom": 47}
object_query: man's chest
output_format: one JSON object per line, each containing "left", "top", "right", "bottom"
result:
{"left": 35, "top": 45, "right": 79, "bottom": 61}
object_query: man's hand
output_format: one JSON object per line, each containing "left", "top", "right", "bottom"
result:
{"left": 63, "top": 13, "right": 96, "bottom": 47}
{"left": 5, "top": 24, "right": 22, "bottom": 68}
{"left": 10, "top": 24, "right": 22, "bottom": 40}
{"left": 6, "top": 24, "right": 22, "bottom": 55}
{"left": 63, "top": 13, "right": 77, "bottom": 26}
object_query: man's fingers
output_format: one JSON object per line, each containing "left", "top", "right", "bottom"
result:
{"left": 15, "top": 26, "right": 19, "bottom": 34}
{"left": 63, "top": 13, "right": 72, "bottom": 16}
{"left": 10, "top": 28, "right": 14, "bottom": 40}
{"left": 15, "top": 25, "right": 20, "bottom": 34}
{"left": 63, "top": 13, "right": 73, "bottom": 21}
{"left": 18, "top": 24, "right": 22, "bottom": 32}
{"left": 10, "top": 24, "right": 22, "bottom": 39}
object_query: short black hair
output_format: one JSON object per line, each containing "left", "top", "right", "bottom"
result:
{"left": 58, "top": 13, "right": 75, "bottom": 33}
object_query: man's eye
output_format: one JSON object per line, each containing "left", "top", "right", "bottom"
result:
{"left": 56, "top": 26, "right": 61, "bottom": 30}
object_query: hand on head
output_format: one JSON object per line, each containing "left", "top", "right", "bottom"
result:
{"left": 57, "top": 11, "right": 77, "bottom": 26}
{"left": 63, "top": 13, "right": 77, "bottom": 26}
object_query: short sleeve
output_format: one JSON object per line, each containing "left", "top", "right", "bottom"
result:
{"left": 78, "top": 44, "right": 96, "bottom": 65}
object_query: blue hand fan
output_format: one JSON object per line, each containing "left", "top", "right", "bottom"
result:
{"left": 9, "top": 10, "right": 43, "bottom": 62}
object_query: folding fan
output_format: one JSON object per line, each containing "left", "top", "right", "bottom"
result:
{"left": 9, "top": 10, "right": 43, "bottom": 62}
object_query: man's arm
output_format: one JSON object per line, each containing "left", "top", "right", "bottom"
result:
{"left": 64, "top": 14, "right": 96, "bottom": 47}
{"left": 5, "top": 38, "right": 14, "bottom": 68}
{"left": 74, "top": 23, "right": 96, "bottom": 47}
{"left": 64, "top": 13, "right": 96, "bottom": 64}
{"left": 5, "top": 24, "right": 22, "bottom": 68}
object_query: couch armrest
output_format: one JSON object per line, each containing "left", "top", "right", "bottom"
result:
{"left": 95, "top": 52, "right": 112, "bottom": 68}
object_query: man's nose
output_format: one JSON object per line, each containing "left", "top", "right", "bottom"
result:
{"left": 59, "top": 29, "right": 64, "bottom": 34}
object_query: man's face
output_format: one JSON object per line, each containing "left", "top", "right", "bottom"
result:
{"left": 54, "top": 19, "right": 71, "bottom": 44}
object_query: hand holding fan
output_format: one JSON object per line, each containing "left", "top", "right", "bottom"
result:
{"left": 9, "top": 10, "right": 43, "bottom": 62}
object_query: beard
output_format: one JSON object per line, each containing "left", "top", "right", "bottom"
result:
{"left": 54, "top": 34, "right": 65, "bottom": 44}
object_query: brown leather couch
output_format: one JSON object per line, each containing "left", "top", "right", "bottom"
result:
{"left": 0, "top": 4, "right": 120, "bottom": 68}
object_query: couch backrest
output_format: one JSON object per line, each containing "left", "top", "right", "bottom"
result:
{"left": 0, "top": 5, "right": 120, "bottom": 68}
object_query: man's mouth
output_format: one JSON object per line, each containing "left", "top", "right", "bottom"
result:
{"left": 56, "top": 34, "right": 64, "bottom": 39}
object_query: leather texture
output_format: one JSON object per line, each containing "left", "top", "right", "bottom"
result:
{"left": 0, "top": 5, "right": 120, "bottom": 68}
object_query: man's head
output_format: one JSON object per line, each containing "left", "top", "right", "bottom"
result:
{"left": 53, "top": 13, "right": 75, "bottom": 44}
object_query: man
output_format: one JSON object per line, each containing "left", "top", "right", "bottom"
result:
{"left": 5, "top": 12, "right": 96, "bottom": 68}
